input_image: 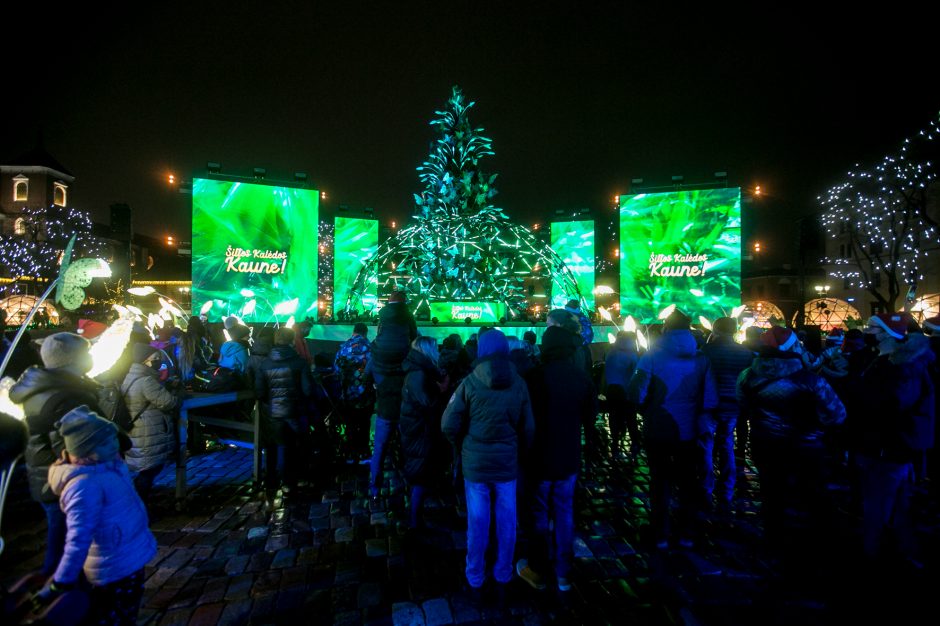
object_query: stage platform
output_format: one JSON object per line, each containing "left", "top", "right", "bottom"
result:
{"left": 307, "top": 322, "right": 607, "bottom": 343}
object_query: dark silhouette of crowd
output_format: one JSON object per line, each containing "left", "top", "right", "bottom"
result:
{"left": 2, "top": 299, "right": 938, "bottom": 623}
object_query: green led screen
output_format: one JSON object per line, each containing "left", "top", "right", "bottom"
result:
{"left": 551, "top": 220, "right": 595, "bottom": 310}
{"left": 619, "top": 189, "right": 741, "bottom": 322}
{"left": 192, "top": 178, "right": 319, "bottom": 323}
{"left": 429, "top": 301, "right": 506, "bottom": 323}
{"left": 334, "top": 217, "right": 379, "bottom": 316}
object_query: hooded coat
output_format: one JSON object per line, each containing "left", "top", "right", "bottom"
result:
{"left": 604, "top": 334, "right": 639, "bottom": 389}
{"left": 736, "top": 348, "right": 846, "bottom": 444}
{"left": 627, "top": 329, "right": 719, "bottom": 442}
{"left": 48, "top": 459, "right": 157, "bottom": 585}
{"left": 525, "top": 326, "right": 596, "bottom": 480}
{"left": 371, "top": 303, "right": 418, "bottom": 376}
{"left": 121, "top": 363, "right": 178, "bottom": 473}
{"left": 218, "top": 340, "right": 250, "bottom": 373}
{"left": 399, "top": 349, "right": 447, "bottom": 485}
{"left": 10, "top": 367, "right": 103, "bottom": 503}
{"left": 853, "top": 333, "right": 935, "bottom": 463}
{"left": 441, "top": 355, "right": 534, "bottom": 483}
{"left": 702, "top": 335, "right": 754, "bottom": 413}
{"left": 255, "top": 345, "right": 313, "bottom": 426}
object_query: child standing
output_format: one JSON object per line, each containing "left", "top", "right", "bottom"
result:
{"left": 34, "top": 405, "right": 156, "bottom": 626}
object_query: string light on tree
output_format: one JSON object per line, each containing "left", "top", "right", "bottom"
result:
{"left": 0, "top": 203, "right": 103, "bottom": 280}
{"left": 820, "top": 113, "right": 938, "bottom": 312}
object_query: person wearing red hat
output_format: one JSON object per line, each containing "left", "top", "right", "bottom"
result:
{"left": 736, "top": 325, "right": 846, "bottom": 558}
{"left": 853, "top": 314, "right": 935, "bottom": 561}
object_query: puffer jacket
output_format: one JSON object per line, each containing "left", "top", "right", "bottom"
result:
{"left": 854, "top": 333, "right": 935, "bottom": 463}
{"left": 10, "top": 367, "right": 103, "bottom": 503}
{"left": 255, "top": 345, "right": 313, "bottom": 421}
{"left": 737, "top": 349, "right": 846, "bottom": 444}
{"left": 399, "top": 349, "right": 446, "bottom": 485}
{"left": 702, "top": 336, "right": 754, "bottom": 413}
{"left": 441, "top": 355, "right": 534, "bottom": 483}
{"left": 525, "top": 327, "right": 596, "bottom": 480}
{"left": 371, "top": 303, "right": 417, "bottom": 376}
{"left": 48, "top": 459, "right": 157, "bottom": 586}
{"left": 565, "top": 306, "right": 595, "bottom": 346}
{"left": 627, "top": 330, "right": 719, "bottom": 442}
{"left": 121, "top": 363, "right": 177, "bottom": 473}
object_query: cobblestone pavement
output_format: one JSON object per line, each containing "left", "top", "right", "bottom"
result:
{"left": 3, "top": 419, "right": 939, "bottom": 625}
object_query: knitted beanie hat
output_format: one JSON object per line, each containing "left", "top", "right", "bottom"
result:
{"left": 40, "top": 332, "right": 91, "bottom": 370}
{"left": 57, "top": 405, "right": 119, "bottom": 460}
{"left": 477, "top": 328, "right": 509, "bottom": 359}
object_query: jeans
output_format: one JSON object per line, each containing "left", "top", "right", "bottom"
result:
{"left": 465, "top": 479, "right": 517, "bottom": 588}
{"left": 133, "top": 464, "right": 164, "bottom": 502}
{"left": 857, "top": 454, "right": 915, "bottom": 559}
{"left": 700, "top": 408, "right": 738, "bottom": 504}
{"left": 532, "top": 473, "right": 577, "bottom": 579}
{"left": 40, "top": 501, "right": 67, "bottom": 576}
{"left": 370, "top": 417, "right": 395, "bottom": 497}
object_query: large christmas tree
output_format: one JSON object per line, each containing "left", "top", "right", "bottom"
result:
{"left": 0, "top": 203, "right": 102, "bottom": 281}
{"left": 343, "top": 87, "right": 582, "bottom": 318}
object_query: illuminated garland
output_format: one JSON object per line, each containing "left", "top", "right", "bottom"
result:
{"left": 820, "top": 114, "right": 939, "bottom": 311}
{"left": 317, "top": 220, "right": 334, "bottom": 316}
{"left": 0, "top": 203, "right": 103, "bottom": 281}
{"left": 344, "top": 87, "right": 582, "bottom": 316}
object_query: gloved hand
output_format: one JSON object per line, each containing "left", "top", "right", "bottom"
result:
{"left": 31, "top": 579, "right": 73, "bottom": 610}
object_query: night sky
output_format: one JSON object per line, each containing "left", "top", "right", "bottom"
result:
{"left": 4, "top": 3, "right": 938, "bottom": 267}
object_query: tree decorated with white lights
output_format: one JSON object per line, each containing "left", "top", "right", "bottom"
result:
{"left": 821, "top": 114, "right": 939, "bottom": 312}
{"left": 344, "top": 86, "right": 582, "bottom": 317}
{"left": 0, "top": 204, "right": 103, "bottom": 281}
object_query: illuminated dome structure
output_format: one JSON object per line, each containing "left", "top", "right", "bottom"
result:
{"left": 343, "top": 87, "right": 582, "bottom": 318}
{"left": 743, "top": 300, "right": 785, "bottom": 328}
{"left": 909, "top": 293, "right": 939, "bottom": 323}
{"left": 0, "top": 294, "right": 60, "bottom": 326}
{"left": 794, "top": 297, "right": 861, "bottom": 331}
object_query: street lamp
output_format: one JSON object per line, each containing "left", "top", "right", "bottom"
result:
{"left": 814, "top": 284, "right": 831, "bottom": 296}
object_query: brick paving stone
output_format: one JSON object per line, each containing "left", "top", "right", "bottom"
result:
{"left": 252, "top": 570, "right": 282, "bottom": 597}
{"left": 145, "top": 588, "right": 179, "bottom": 610}
{"left": 157, "top": 608, "right": 192, "bottom": 626}
{"left": 271, "top": 547, "right": 297, "bottom": 569}
{"left": 366, "top": 538, "right": 388, "bottom": 557}
{"left": 212, "top": 541, "right": 241, "bottom": 559}
{"left": 322, "top": 490, "right": 340, "bottom": 503}
{"left": 335, "top": 526, "right": 356, "bottom": 543}
{"left": 358, "top": 581, "right": 384, "bottom": 608}
{"left": 248, "top": 526, "right": 268, "bottom": 539}
{"left": 224, "top": 573, "right": 254, "bottom": 601}
{"left": 308, "top": 503, "right": 331, "bottom": 518}
{"left": 276, "top": 587, "right": 305, "bottom": 613}
{"left": 370, "top": 512, "right": 389, "bottom": 526}
{"left": 196, "top": 577, "right": 229, "bottom": 605}
{"left": 217, "top": 598, "right": 252, "bottom": 626}
{"left": 195, "top": 557, "right": 227, "bottom": 577}
{"left": 224, "top": 554, "right": 249, "bottom": 575}
{"left": 187, "top": 602, "right": 223, "bottom": 626}
{"left": 146, "top": 567, "right": 180, "bottom": 590}
{"left": 307, "top": 564, "right": 335, "bottom": 589}
{"left": 334, "top": 610, "right": 363, "bottom": 626}
{"left": 280, "top": 565, "right": 307, "bottom": 589}
{"left": 332, "top": 583, "right": 358, "bottom": 613}
{"left": 250, "top": 592, "right": 278, "bottom": 621}
{"left": 246, "top": 551, "right": 273, "bottom": 573}
{"left": 422, "top": 598, "right": 453, "bottom": 626}
{"left": 164, "top": 565, "right": 199, "bottom": 590}
{"left": 297, "top": 545, "right": 319, "bottom": 564}
{"left": 573, "top": 537, "right": 593, "bottom": 558}
{"left": 392, "top": 601, "right": 426, "bottom": 626}
{"left": 265, "top": 533, "right": 290, "bottom": 552}
{"left": 331, "top": 514, "right": 352, "bottom": 528}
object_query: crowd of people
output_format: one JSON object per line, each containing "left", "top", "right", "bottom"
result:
{"left": 1, "top": 297, "right": 938, "bottom": 622}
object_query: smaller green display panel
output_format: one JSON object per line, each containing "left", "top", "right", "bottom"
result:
{"left": 191, "top": 178, "right": 319, "bottom": 323}
{"left": 550, "top": 220, "right": 595, "bottom": 310}
{"left": 619, "top": 188, "right": 741, "bottom": 322}
{"left": 429, "top": 301, "right": 506, "bottom": 323}
{"left": 333, "top": 217, "right": 379, "bottom": 316}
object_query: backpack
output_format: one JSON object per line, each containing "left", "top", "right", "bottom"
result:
{"left": 205, "top": 366, "right": 243, "bottom": 393}
{"left": 97, "top": 382, "right": 134, "bottom": 432}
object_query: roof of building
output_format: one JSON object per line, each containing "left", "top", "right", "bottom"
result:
{"left": 2, "top": 147, "right": 74, "bottom": 177}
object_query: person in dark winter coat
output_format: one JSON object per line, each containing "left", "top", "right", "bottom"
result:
{"left": 334, "top": 323, "right": 374, "bottom": 462}
{"left": 627, "top": 310, "right": 718, "bottom": 548}
{"left": 507, "top": 336, "right": 535, "bottom": 378}
{"left": 33, "top": 406, "right": 156, "bottom": 625}
{"left": 254, "top": 327, "right": 314, "bottom": 494}
{"left": 9, "top": 332, "right": 102, "bottom": 576}
{"left": 218, "top": 323, "right": 251, "bottom": 375}
{"left": 368, "top": 291, "right": 417, "bottom": 499}
{"left": 1, "top": 329, "right": 42, "bottom": 380}
{"left": 854, "top": 314, "right": 935, "bottom": 560}
{"left": 121, "top": 344, "right": 178, "bottom": 499}
{"left": 604, "top": 331, "right": 640, "bottom": 458}
{"left": 737, "top": 326, "right": 846, "bottom": 552}
{"left": 701, "top": 317, "right": 754, "bottom": 511}
{"left": 442, "top": 329, "right": 534, "bottom": 592}
{"left": 517, "top": 325, "right": 595, "bottom": 592}
{"left": 398, "top": 337, "right": 448, "bottom": 527}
